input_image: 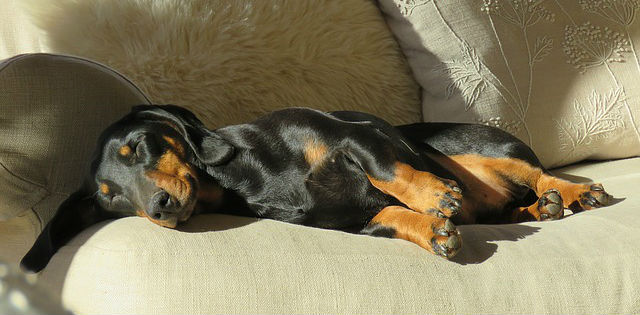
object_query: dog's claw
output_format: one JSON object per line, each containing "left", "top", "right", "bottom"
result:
{"left": 590, "top": 184, "right": 604, "bottom": 191}
{"left": 444, "top": 219, "right": 455, "bottom": 232}
{"left": 430, "top": 219, "right": 461, "bottom": 258}
{"left": 446, "top": 234, "right": 461, "bottom": 250}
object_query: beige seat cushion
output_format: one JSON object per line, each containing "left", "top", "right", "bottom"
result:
{"left": 377, "top": 0, "right": 640, "bottom": 168}
{"left": 0, "top": 54, "right": 150, "bottom": 226}
{"left": 38, "top": 158, "right": 640, "bottom": 314}
{"left": 0, "top": 211, "right": 40, "bottom": 264}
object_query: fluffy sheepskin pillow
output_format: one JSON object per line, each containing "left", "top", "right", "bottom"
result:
{"left": 23, "top": 0, "right": 421, "bottom": 127}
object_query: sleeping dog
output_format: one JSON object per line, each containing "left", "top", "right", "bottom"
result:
{"left": 21, "top": 105, "right": 613, "bottom": 272}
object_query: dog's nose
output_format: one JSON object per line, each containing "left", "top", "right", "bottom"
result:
{"left": 148, "top": 190, "right": 175, "bottom": 220}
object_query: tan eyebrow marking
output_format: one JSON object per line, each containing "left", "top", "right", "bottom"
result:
{"left": 100, "top": 183, "right": 110, "bottom": 195}
{"left": 119, "top": 145, "right": 132, "bottom": 156}
{"left": 163, "top": 135, "right": 185, "bottom": 157}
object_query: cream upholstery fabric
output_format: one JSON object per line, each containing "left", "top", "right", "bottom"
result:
{"left": 0, "top": 211, "right": 39, "bottom": 265}
{"left": 22, "top": 0, "right": 422, "bottom": 127}
{"left": 0, "top": 54, "right": 150, "bottom": 223}
{"left": 378, "top": 0, "right": 640, "bottom": 168}
{"left": 38, "top": 158, "right": 640, "bottom": 314}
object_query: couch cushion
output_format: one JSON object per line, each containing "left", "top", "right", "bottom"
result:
{"left": 23, "top": 0, "right": 422, "bottom": 127}
{"left": 0, "top": 211, "right": 39, "bottom": 264}
{"left": 377, "top": 0, "right": 640, "bottom": 168}
{"left": 0, "top": 54, "right": 150, "bottom": 223}
{"left": 38, "top": 157, "right": 640, "bottom": 314}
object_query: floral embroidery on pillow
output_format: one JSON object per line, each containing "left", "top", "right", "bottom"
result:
{"left": 563, "top": 22, "right": 630, "bottom": 72}
{"left": 396, "top": 0, "right": 431, "bottom": 16}
{"left": 555, "top": 88, "right": 626, "bottom": 163}
{"left": 381, "top": 0, "right": 640, "bottom": 166}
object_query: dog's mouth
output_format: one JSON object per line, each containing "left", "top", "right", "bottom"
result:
{"left": 137, "top": 189, "right": 197, "bottom": 228}
{"left": 142, "top": 161, "right": 199, "bottom": 228}
{"left": 136, "top": 208, "right": 178, "bottom": 228}
{"left": 137, "top": 139, "right": 224, "bottom": 228}
{"left": 142, "top": 133, "right": 200, "bottom": 226}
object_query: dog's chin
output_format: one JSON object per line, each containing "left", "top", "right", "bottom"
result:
{"left": 150, "top": 205, "right": 195, "bottom": 229}
{"left": 154, "top": 217, "right": 179, "bottom": 229}
{"left": 138, "top": 201, "right": 195, "bottom": 229}
{"left": 178, "top": 200, "right": 197, "bottom": 223}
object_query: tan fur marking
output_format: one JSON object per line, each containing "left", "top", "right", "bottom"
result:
{"left": 366, "top": 162, "right": 454, "bottom": 213}
{"left": 428, "top": 154, "right": 516, "bottom": 219}
{"left": 119, "top": 145, "right": 132, "bottom": 156}
{"left": 429, "top": 154, "right": 606, "bottom": 221}
{"left": 99, "top": 183, "right": 110, "bottom": 195}
{"left": 197, "top": 182, "right": 224, "bottom": 203}
{"left": 163, "top": 135, "right": 185, "bottom": 157}
{"left": 443, "top": 154, "right": 593, "bottom": 210}
{"left": 535, "top": 174, "right": 597, "bottom": 209}
{"left": 369, "top": 206, "right": 442, "bottom": 253}
{"left": 514, "top": 202, "right": 543, "bottom": 222}
{"left": 146, "top": 150, "right": 197, "bottom": 205}
{"left": 304, "top": 139, "right": 328, "bottom": 166}
{"left": 136, "top": 209, "right": 177, "bottom": 228}
{"left": 193, "top": 176, "right": 225, "bottom": 216}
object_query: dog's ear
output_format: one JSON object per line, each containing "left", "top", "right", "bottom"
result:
{"left": 20, "top": 188, "right": 108, "bottom": 273}
{"left": 132, "top": 105, "right": 234, "bottom": 166}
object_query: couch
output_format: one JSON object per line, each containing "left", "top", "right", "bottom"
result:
{"left": 1, "top": 0, "right": 639, "bottom": 314}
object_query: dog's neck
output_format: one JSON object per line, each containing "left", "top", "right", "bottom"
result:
{"left": 193, "top": 168, "right": 225, "bottom": 212}
{"left": 192, "top": 165, "right": 255, "bottom": 216}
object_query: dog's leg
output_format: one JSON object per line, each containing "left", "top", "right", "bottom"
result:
{"left": 334, "top": 132, "right": 463, "bottom": 218}
{"left": 365, "top": 162, "right": 463, "bottom": 218}
{"left": 426, "top": 154, "right": 613, "bottom": 223}
{"left": 482, "top": 155, "right": 613, "bottom": 211}
{"left": 490, "top": 157, "right": 612, "bottom": 213}
{"left": 533, "top": 177, "right": 612, "bottom": 213}
{"left": 362, "top": 205, "right": 462, "bottom": 258}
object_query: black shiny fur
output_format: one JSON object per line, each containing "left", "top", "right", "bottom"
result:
{"left": 21, "top": 106, "right": 542, "bottom": 272}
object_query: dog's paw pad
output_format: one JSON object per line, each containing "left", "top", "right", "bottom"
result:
{"left": 538, "top": 189, "right": 563, "bottom": 221}
{"left": 431, "top": 219, "right": 462, "bottom": 258}
{"left": 568, "top": 183, "right": 613, "bottom": 211}
{"left": 581, "top": 184, "right": 612, "bottom": 207}
{"left": 428, "top": 180, "right": 463, "bottom": 218}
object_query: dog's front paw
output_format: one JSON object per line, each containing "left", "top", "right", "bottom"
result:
{"left": 568, "top": 183, "right": 613, "bottom": 212}
{"left": 431, "top": 218, "right": 462, "bottom": 258}
{"left": 513, "top": 189, "right": 563, "bottom": 222}
{"left": 423, "top": 178, "right": 463, "bottom": 219}
{"left": 365, "top": 206, "right": 462, "bottom": 258}
{"left": 577, "top": 184, "right": 613, "bottom": 209}
{"left": 537, "top": 189, "right": 564, "bottom": 221}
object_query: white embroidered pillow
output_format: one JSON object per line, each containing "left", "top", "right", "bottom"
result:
{"left": 379, "top": 0, "right": 640, "bottom": 167}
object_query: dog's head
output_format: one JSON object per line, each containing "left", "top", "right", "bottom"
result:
{"left": 21, "top": 105, "right": 234, "bottom": 272}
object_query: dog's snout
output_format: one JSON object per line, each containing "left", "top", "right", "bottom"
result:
{"left": 159, "top": 191, "right": 172, "bottom": 208}
{"left": 148, "top": 190, "right": 177, "bottom": 219}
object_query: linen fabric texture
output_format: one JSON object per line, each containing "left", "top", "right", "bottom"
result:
{"left": 37, "top": 157, "right": 640, "bottom": 314}
{"left": 0, "top": 54, "right": 149, "bottom": 224}
{"left": 378, "top": 0, "right": 640, "bottom": 167}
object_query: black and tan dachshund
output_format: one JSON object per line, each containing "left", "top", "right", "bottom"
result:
{"left": 21, "top": 105, "right": 613, "bottom": 272}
